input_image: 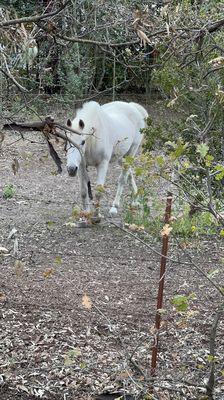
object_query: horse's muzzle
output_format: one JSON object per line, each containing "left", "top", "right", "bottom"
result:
{"left": 67, "top": 166, "right": 78, "bottom": 177}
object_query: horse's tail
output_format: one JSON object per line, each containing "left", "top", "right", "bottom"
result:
{"left": 129, "top": 102, "right": 148, "bottom": 126}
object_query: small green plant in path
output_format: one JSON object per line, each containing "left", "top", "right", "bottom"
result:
{"left": 171, "top": 293, "right": 196, "bottom": 313}
{"left": 3, "top": 184, "right": 15, "bottom": 199}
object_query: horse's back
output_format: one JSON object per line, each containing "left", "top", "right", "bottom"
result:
{"left": 102, "top": 101, "right": 147, "bottom": 130}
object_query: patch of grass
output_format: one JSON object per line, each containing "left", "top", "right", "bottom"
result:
{"left": 124, "top": 199, "right": 218, "bottom": 238}
{"left": 124, "top": 195, "right": 163, "bottom": 237}
{"left": 3, "top": 184, "right": 15, "bottom": 199}
{"left": 124, "top": 202, "right": 151, "bottom": 228}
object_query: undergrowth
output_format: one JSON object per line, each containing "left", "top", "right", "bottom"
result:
{"left": 124, "top": 199, "right": 219, "bottom": 239}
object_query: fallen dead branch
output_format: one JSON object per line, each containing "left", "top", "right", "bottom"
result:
{"left": 3, "top": 116, "right": 91, "bottom": 185}
{"left": 3, "top": 116, "right": 82, "bottom": 136}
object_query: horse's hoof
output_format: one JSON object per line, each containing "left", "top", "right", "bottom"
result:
{"left": 131, "top": 198, "right": 141, "bottom": 208}
{"left": 91, "top": 215, "right": 101, "bottom": 224}
{"left": 76, "top": 218, "right": 89, "bottom": 228}
{"left": 109, "top": 206, "right": 118, "bottom": 216}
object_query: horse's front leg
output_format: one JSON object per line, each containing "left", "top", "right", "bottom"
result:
{"left": 78, "top": 168, "right": 91, "bottom": 213}
{"left": 93, "top": 159, "right": 109, "bottom": 221}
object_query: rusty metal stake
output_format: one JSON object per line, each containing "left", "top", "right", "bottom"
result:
{"left": 151, "top": 192, "right": 173, "bottom": 377}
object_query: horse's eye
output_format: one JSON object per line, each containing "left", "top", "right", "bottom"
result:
{"left": 81, "top": 140, "right": 85, "bottom": 145}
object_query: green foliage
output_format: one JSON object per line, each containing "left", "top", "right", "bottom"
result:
{"left": 3, "top": 184, "right": 15, "bottom": 199}
{"left": 54, "top": 256, "right": 62, "bottom": 266}
{"left": 172, "top": 209, "right": 218, "bottom": 237}
{"left": 214, "top": 165, "right": 224, "bottom": 181}
{"left": 152, "top": 62, "right": 183, "bottom": 97}
{"left": 196, "top": 143, "right": 209, "bottom": 159}
{"left": 56, "top": 45, "right": 93, "bottom": 100}
{"left": 124, "top": 189, "right": 219, "bottom": 239}
{"left": 146, "top": 0, "right": 224, "bottom": 186}
{"left": 63, "top": 347, "right": 82, "bottom": 366}
{"left": 207, "top": 269, "right": 220, "bottom": 279}
{"left": 46, "top": 220, "right": 56, "bottom": 230}
{"left": 1, "top": 0, "right": 38, "bottom": 15}
{"left": 142, "top": 116, "right": 186, "bottom": 153}
{"left": 142, "top": 112, "right": 224, "bottom": 201}
{"left": 124, "top": 195, "right": 151, "bottom": 229}
{"left": 171, "top": 293, "right": 196, "bottom": 312}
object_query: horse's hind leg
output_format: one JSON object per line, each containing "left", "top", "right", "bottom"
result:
{"left": 128, "top": 168, "right": 137, "bottom": 194}
{"left": 110, "top": 142, "right": 141, "bottom": 216}
{"left": 128, "top": 169, "right": 141, "bottom": 207}
{"left": 109, "top": 168, "right": 130, "bottom": 215}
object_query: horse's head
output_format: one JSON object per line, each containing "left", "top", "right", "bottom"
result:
{"left": 66, "top": 117, "right": 86, "bottom": 177}
{"left": 66, "top": 102, "right": 99, "bottom": 177}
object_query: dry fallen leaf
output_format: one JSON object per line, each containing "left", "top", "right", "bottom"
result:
{"left": 12, "top": 158, "right": 20, "bottom": 175}
{"left": 176, "top": 320, "right": 188, "bottom": 329}
{"left": 161, "top": 223, "right": 172, "bottom": 237}
{"left": 79, "top": 211, "right": 92, "bottom": 221}
{"left": 116, "top": 370, "right": 133, "bottom": 380}
{"left": 208, "top": 56, "right": 224, "bottom": 66}
{"left": 0, "top": 246, "right": 9, "bottom": 254}
{"left": 8, "top": 227, "right": 17, "bottom": 240}
{"left": 149, "top": 324, "right": 157, "bottom": 335}
{"left": 127, "top": 223, "right": 145, "bottom": 232}
{"left": 167, "top": 97, "right": 178, "bottom": 108}
{"left": 43, "top": 268, "right": 55, "bottom": 278}
{"left": 13, "top": 237, "right": 19, "bottom": 256}
{"left": 65, "top": 222, "right": 76, "bottom": 228}
{"left": 82, "top": 293, "right": 92, "bottom": 309}
{"left": 0, "top": 292, "right": 6, "bottom": 302}
{"left": 166, "top": 21, "right": 170, "bottom": 36}
{"left": 160, "top": 4, "right": 169, "bottom": 18}
{"left": 0, "top": 132, "right": 4, "bottom": 148}
{"left": 137, "top": 29, "right": 151, "bottom": 48}
{"left": 14, "top": 259, "right": 25, "bottom": 277}
{"left": 179, "top": 241, "right": 190, "bottom": 249}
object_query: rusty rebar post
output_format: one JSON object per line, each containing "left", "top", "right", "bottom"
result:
{"left": 151, "top": 192, "right": 173, "bottom": 377}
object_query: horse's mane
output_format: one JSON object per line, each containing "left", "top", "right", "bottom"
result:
{"left": 76, "top": 101, "right": 102, "bottom": 133}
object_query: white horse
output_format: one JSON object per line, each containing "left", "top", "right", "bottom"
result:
{"left": 66, "top": 100, "right": 148, "bottom": 219}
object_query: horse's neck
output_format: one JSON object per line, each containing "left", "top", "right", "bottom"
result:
{"left": 86, "top": 127, "right": 100, "bottom": 149}
{"left": 84, "top": 109, "right": 109, "bottom": 166}
{"left": 88, "top": 109, "right": 106, "bottom": 145}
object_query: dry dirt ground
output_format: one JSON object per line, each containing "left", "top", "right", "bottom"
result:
{"left": 0, "top": 102, "right": 223, "bottom": 400}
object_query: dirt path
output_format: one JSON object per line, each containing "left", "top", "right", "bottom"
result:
{"left": 0, "top": 111, "right": 223, "bottom": 400}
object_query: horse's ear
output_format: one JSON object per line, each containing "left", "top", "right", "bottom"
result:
{"left": 67, "top": 119, "right": 72, "bottom": 127}
{"left": 79, "top": 119, "right": 85, "bottom": 129}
